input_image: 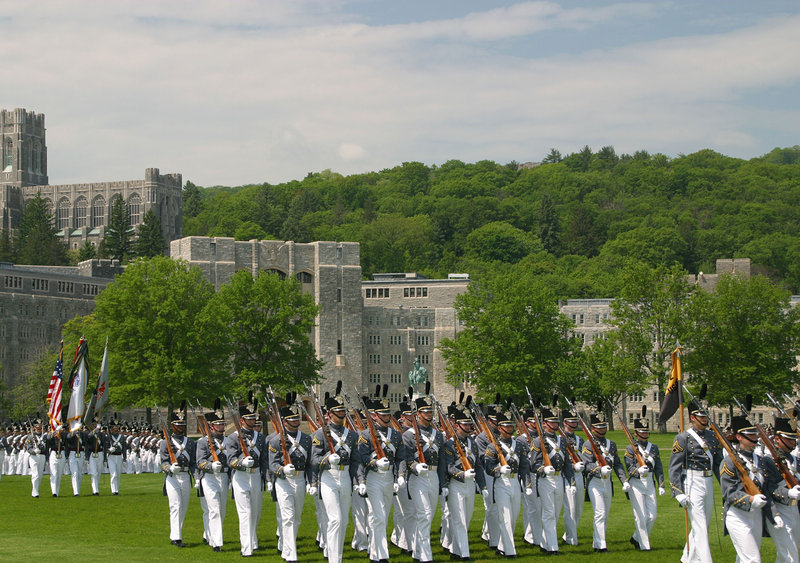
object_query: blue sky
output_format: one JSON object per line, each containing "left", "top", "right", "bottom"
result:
{"left": 2, "top": 1, "right": 799, "bottom": 186}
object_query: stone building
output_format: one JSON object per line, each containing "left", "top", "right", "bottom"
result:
{"left": 0, "top": 108, "right": 182, "bottom": 249}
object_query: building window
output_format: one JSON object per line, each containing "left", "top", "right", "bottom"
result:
{"left": 404, "top": 287, "right": 428, "bottom": 297}
{"left": 389, "top": 392, "right": 402, "bottom": 404}
{"left": 369, "top": 335, "right": 381, "bottom": 345}
{"left": 337, "top": 339, "right": 342, "bottom": 355}
{"left": 390, "top": 354, "right": 402, "bottom": 365}
{"left": 391, "top": 373, "right": 402, "bottom": 384}
{"left": 74, "top": 197, "right": 88, "bottom": 228}
{"left": 417, "top": 335, "right": 430, "bottom": 346}
{"left": 4, "top": 276, "right": 22, "bottom": 288}
{"left": 83, "top": 283, "right": 99, "bottom": 296}
{"left": 417, "top": 355, "right": 429, "bottom": 365}
{"left": 295, "top": 272, "right": 313, "bottom": 283}
{"left": 57, "top": 281, "right": 74, "bottom": 293}
{"left": 337, "top": 288, "right": 341, "bottom": 302}
{"left": 366, "top": 288, "right": 375, "bottom": 298}
{"left": 369, "top": 373, "right": 381, "bottom": 384}
{"left": 127, "top": 193, "right": 141, "bottom": 225}
{"left": 91, "top": 195, "right": 106, "bottom": 227}
{"left": 416, "top": 316, "right": 429, "bottom": 327}
{"left": 57, "top": 198, "right": 70, "bottom": 229}
{"left": 369, "top": 354, "right": 381, "bottom": 365}
{"left": 390, "top": 335, "right": 402, "bottom": 346}
{"left": 31, "top": 278, "right": 49, "bottom": 291}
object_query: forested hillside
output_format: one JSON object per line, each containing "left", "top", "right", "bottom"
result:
{"left": 182, "top": 146, "right": 800, "bottom": 296}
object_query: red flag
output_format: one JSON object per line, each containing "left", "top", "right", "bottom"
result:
{"left": 46, "top": 343, "right": 65, "bottom": 430}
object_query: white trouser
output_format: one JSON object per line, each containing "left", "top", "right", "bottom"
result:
{"left": 320, "top": 468, "right": 352, "bottom": 563}
{"left": 0, "top": 451, "right": 4, "bottom": 478}
{"left": 133, "top": 452, "right": 142, "bottom": 474}
{"left": 410, "top": 469, "right": 439, "bottom": 561}
{"left": 441, "top": 484, "right": 451, "bottom": 551}
{"left": 315, "top": 495, "right": 327, "bottom": 549}
{"left": 587, "top": 475, "right": 612, "bottom": 549}
{"left": 68, "top": 451, "right": 85, "bottom": 495}
{"left": 539, "top": 473, "right": 565, "bottom": 551}
{"left": 275, "top": 473, "right": 304, "bottom": 561}
{"left": 681, "top": 470, "right": 715, "bottom": 563}
{"left": 87, "top": 452, "right": 102, "bottom": 494}
{"left": 446, "top": 476, "right": 476, "bottom": 558}
{"left": 629, "top": 476, "right": 657, "bottom": 550}
{"left": 351, "top": 486, "right": 368, "bottom": 551}
{"left": 494, "top": 474, "right": 521, "bottom": 556}
{"left": 165, "top": 471, "right": 191, "bottom": 541}
{"left": 768, "top": 502, "right": 800, "bottom": 563}
{"left": 19, "top": 451, "right": 30, "bottom": 474}
{"left": 523, "top": 476, "right": 542, "bottom": 546}
{"left": 231, "top": 469, "right": 262, "bottom": 556}
{"left": 202, "top": 472, "right": 229, "bottom": 548}
{"left": 726, "top": 505, "right": 762, "bottom": 563}
{"left": 29, "top": 454, "right": 46, "bottom": 496}
{"left": 107, "top": 455, "right": 123, "bottom": 493}
{"left": 49, "top": 451, "right": 67, "bottom": 495}
{"left": 365, "top": 468, "right": 394, "bottom": 561}
{"left": 563, "top": 471, "right": 584, "bottom": 545}
{"left": 391, "top": 480, "right": 414, "bottom": 551}
{"left": 482, "top": 474, "right": 500, "bottom": 546}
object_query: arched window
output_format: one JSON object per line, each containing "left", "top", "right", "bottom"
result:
{"left": 4, "top": 139, "right": 12, "bottom": 169}
{"left": 74, "top": 197, "right": 88, "bottom": 228}
{"left": 266, "top": 269, "right": 286, "bottom": 281}
{"left": 91, "top": 195, "right": 106, "bottom": 227}
{"left": 127, "top": 193, "right": 141, "bottom": 225}
{"left": 56, "top": 197, "right": 70, "bottom": 230}
{"left": 295, "top": 272, "right": 313, "bottom": 283}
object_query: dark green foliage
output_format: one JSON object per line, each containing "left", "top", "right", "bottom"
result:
{"left": 133, "top": 209, "right": 165, "bottom": 258}
{"left": 16, "top": 192, "right": 68, "bottom": 265}
{"left": 102, "top": 196, "right": 131, "bottom": 262}
{"left": 76, "top": 240, "right": 97, "bottom": 262}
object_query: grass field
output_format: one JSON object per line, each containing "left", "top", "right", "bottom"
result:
{"left": 0, "top": 431, "right": 777, "bottom": 561}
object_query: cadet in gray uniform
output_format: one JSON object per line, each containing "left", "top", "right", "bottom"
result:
{"left": 767, "top": 416, "right": 800, "bottom": 563}
{"left": 196, "top": 405, "right": 229, "bottom": 553}
{"left": 25, "top": 417, "right": 47, "bottom": 498}
{"left": 561, "top": 408, "right": 585, "bottom": 546}
{"left": 104, "top": 418, "right": 128, "bottom": 495}
{"left": 580, "top": 410, "right": 627, "bottom": 553}
{"left": 46, "top": 417, "right": 67, "bottom": 496}
{"left": 391, "top": 402, "right": 415, "bottom": 555}
{"left": 160, "top": 408, "right": 196, "bottom": 548}
{"left": 623, "top": 415, "right": 665, "bottom": 551}
{"left": 668, "top": 399, "right": 723, "bottom": 563}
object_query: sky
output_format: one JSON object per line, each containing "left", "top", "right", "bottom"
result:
{"left": 3, "top": 1, "right": 800, "bottom": 187}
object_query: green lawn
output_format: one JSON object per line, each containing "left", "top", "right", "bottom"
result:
{"left": 0, "top": 431, "right": 775, "bottom": 561}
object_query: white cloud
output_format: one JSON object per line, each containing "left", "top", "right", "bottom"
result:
{"left": 339, "top": 143, "right": 366, "bottom": 161}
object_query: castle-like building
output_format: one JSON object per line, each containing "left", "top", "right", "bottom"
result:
{"left": 1, "top": 108, "right": 182, "bottom": 249}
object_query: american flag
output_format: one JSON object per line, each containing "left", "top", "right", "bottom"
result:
{"left": 46, "top": 343, "right": 64, "bottom": 430}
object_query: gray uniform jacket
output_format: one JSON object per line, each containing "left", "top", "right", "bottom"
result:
{"left": 668, "top": 429, "right": 723, "bottom": 497}
{"left": 310, "top": 423, "right": 361, "bottom": 488}
{"left": 580, "top": 436, "right": 626, "bottom": 487}
{"left": 624, "top": 440, "right": 665, "bottom": 487}
{"left": 356, "top": 425, "right": 406, "bottom": 484}
{"left": 444, "top": 434, "right": 487, "bottom": 490}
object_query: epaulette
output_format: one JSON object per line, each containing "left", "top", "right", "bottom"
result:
{"left": 531, "top": 442, "right": 541, "bottom": 452}
{"left": 357, "top": 435, "right": 368, "bottom": 445}
{"left": 486, "top": 448, "right": 497, "bottom": 458}
{"left": 312, "top": 436, "right": 320, "bottom": 446}
{"left": 672, "top": 440, "right": 684, "bottom": 454}
{"left": 624, "top": 451, "right": 634, "bottom": 458}
{"left": 721, "top": 463, "right": 736, "bottom": 478}
{"left": 268, "top": 445, "right": 277, "bottom": 453}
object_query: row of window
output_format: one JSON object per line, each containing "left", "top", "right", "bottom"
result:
{"left": 368, "top": 354, "right": 430, "bottom": 365}
{"left": 368, "top": 315, "right": 432, "bottom": 327}
{"left": 4, "top": 277, "right": 90, "bottom": 295}
{"left": 365, "top": 288, "right": 390, "bottom": 298}
{"left": 50, "top": 194, "right": 142, "bottom": 230}
{"left": 3, "top": 138, "right": 44, "bottom": 173}
{"left": 367, "top": 373, "right": 415, "bottom": 386}
{"left": 367, "top": 335, "right": 431, "bottom": 346}
{"left": 404, "top": 287, "right": 428, "bottom": 297}
{"left": 570, "top": 312, "right": 611, "bottom": 325}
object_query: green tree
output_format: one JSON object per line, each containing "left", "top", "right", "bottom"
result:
{"left": 202, "top": 270, "right": 322, "bottom": 392}
{"left": 7, "top": 345, "right": 57, "bottom": 418}
{"left": 16, "top": 192, "right": 68, "bottom": 265}
{"left": 440, "top": 265, "right": 581, "bottom": 400}
{"left": 536, "top": 193, "right": 560, "bottom": 254}
{"left": 182, "top": 180, "right": 203, "bottom": 218}
{"left": 0, "top": 228, "right": 15, "bottom": 262}
{"left": 76, "top": 240, "right": 97, "bottom": 262}
{"left": 563, "top": 204, "right": 602, "bottom": 257}
{"left": 234, "top": 221, "right": 267, "bottom": 241}
{"left": 134, "top": 209, "right": 166, "bottom": 258}
{"left": 684, "top": 273, "right": 800, "bottom": 407}
{"left": 79, "top": 256, "right": 226, "bottom": 408}
{"left": 542, "top": 148, "right": 562, "bottom": 164}
{"left": 103, "top": 197, "right": 131, "bottom": 262}
{"left": 464, "top": 221, "right": 539, "bottom": 264}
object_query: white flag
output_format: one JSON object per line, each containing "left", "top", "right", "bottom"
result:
{"left": 84, "top": 337, "right": 110, "bottom": 425}
{"left": 67, "top": 338, "right": 89, "bottom": 432}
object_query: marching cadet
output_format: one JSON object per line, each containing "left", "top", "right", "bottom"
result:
{"left": 46, "top": 416, "right": 67, "bottom": 496}
{"left": 623, "top": 413, "right": 665, "bottom": 551}
{"left": 25, "top": 416, "right": 47, "bottom": 497}
{"left": 768, "top": 416, "right": 800, "bottom": 563}
{"left": 357, "top": 393, "right": 405, "bottom": 563}
{"left": 519, "top": 409, "right": 542, "bottom": 549}
{"left": 160, "top": 407, "right": 196, "bottom": 548}
{"left": 310, "top": 388, "right": 361, "bottom": 563}
{"left": 721, "top": 416, "right": 781, "bottom": 562}
{"left": 104, "top": 418, "right": 128, "bottom": 495}
{"left": 17, "top": 424, "right": 30, "bottom": 475}
{"left": 477, "top": 404, "right": 502, "bottom": 550}
{"left": 269, "top": 402, "right": 312, "bottom": 563}
{"left": 529, "top": 407, "right": 574, "bottom": 555}
{"left": 0, "top": 426, "right": 6, "bottom": 479}
{"left": 404, "top": 394, "right": 447, "bottom": 563}
{"left": 196, "top": 403, "right": 229, "bottom": 553}
{"left": 224, "top": 398, "right": 267, "bottom": 557}
{"left": 581, "top": 409, "right": 627, "bottom": 553}
{"left": 561, "top": 408, "right": 585, "bottom": 546}
{"left": 669, "top": 399, "right": 723, "bottom": 563}
{"left": 483, "top": 408, "right": 530, "bottom": 558}
{"left": 391, "top": 402, "right": 416, "bottom": 555}
{"left": 84, "top": 419, "right": 104, "bottom": 496}
{"left": 64, "top": 421, "right": 88, "bottom": 496}
{"left": 444, "top": 403, "right": 488, "bottom": 561}
{"left": 350, "top": 408, "right": 370, "bottom": 555}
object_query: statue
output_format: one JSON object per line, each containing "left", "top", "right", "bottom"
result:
{"left": 408, "top": 358, "right": 428, "bottom": 396}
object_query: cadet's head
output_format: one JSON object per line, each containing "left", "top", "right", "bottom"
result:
{"left": 731, "top": 416, "right": 758, "bottom": 451}
{"left": 590, "top": 413, "right": 608, "bottom": 437}
{"left": 541, "top": 408, "right": 559, "bottom": 433}
{"left": 774, "top": 417, "right": 796, "bottom": 451}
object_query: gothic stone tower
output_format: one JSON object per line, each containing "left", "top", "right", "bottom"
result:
{"left": 0, "top": 108, "right": 48, "bottom": 231}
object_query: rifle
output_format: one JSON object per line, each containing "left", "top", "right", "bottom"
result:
{"left": 155, "top": 405, "right": 177, "bottom": 465}
{"left": 524, "top": 388, "right": 552, "bottom": 468}
{"left": 193, "top": 399, "right": 220, "bottom": 463}
{"left": 468, "top": 398, "right": 507, "bottom": 466}
{"left": 563, "top": 396, "right": 608, "bottom": 468}
{"left": 295, "top": 398, "right": 319, "bottom": 432}
{"left": 735, "top": 396, "right": 798, "bottom": 489}
{"left": 225, "top": 396, "right": 251, "bottom": 458}
{"left": 607, "top": 399, "right": 647, "bottom": 469}
{"left": 683, "top": 386, "right": 761, "bottom": 496}
{"left": 355, "top": 387, "right": 386, "bottom": 461}
{"left": 434, "top": 395, "right": 472, "bottom": 471}
{"left": 305, "top": 385, "right": 336, "bottom": 454}
{"left": 267, "top": 387, "right": 293, "bottom": 466}
{"left": 342, "top": 390, "right": 364, "bottom": 433}
{"left": 407, "top": 386, "right": 427, "bottom": 465}
{"left": 781, "top": 394, "right": 800, "bottom": 441}
{"left": 550, "top": 396, "right": 581, "bottom": 464}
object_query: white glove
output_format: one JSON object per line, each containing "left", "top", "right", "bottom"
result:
{"left": 659, "top": 486, "right": 666, "bottom": 496}
{"left": 464, "top": 468, "right": 476, "bottom": 480}
{"left": 751, "top": 494, "right": 768, "bottom": 510}
{"left": 622, "top": 481, "right": 631, "bottom": 492}
{"left": 573, "top": 461, "right": 585, "bottom": 471}
{"left": 789, "top": 485, "right": 800, "bottom": 500}
{"left": 55, "top": 425, "right": 63, "bottom": 433}
{"left": 376, "top": 457, "right": 391, "bottom": 471}
{"left": 108, "top": 446, "right": 117, "bottom": 453}
{"left": 499, "top": 464, "right": 512, "bottom": 476}
{"left": 34, "top": 448, "right": 41, "bottom": 455}
{"left": 396, "top": 475, "right": 405, "bottom": 488}
{"left": 307, "top": 485, "right": 317, "bottom": 496}
{"left": 481, "top": 489, "right": 490, "bottom": 501}
{"left": 525, "top": 486, "right": 534, "bottom": 496}
{"left": 441, "top": 487, "right": 449, "bottom": 498}
{"left": 393, "top": 482, "right": 400, "bottom": 493}
{"left": 169, "top": 463, "right": 181, "bottom": 475}
{"left": 211, "top": 461, "right": 223, "bottom": 473}
{"left": 283, "top": 463, "right": 296, "bottom": 476}
{"left": 328, "top": 453, "right": 341, "bottom": 466}
{"left": 600, "top": 465, "right": 612, "bottom": 476}
{"left": 194, "top": 480, "right": 201, "bottom": 489}
{"left": 415, "top": 462, "right": 429, "bottom": 475}
{"left": 544, "top": 465, "right": 556, "bottom": 476}
{"left": 676, "top": 493, "right": 690, "bottom": 507}
{"left": 566, "top": 485, "right": 577, "bottom": 495}
{"left": 266, "top": 481, "right": 274, "bottom": 492}
{"left": 774, "top": 514, "right": 785, "bottom": 529}
{"left": 241, "top": 456, "right": 255, "bottom": 468}
{"left": 356, "top": 483, "right": 367, "bottom": 496}
{"left": 637, "top": 465, "right": 650, "bottom": 476}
